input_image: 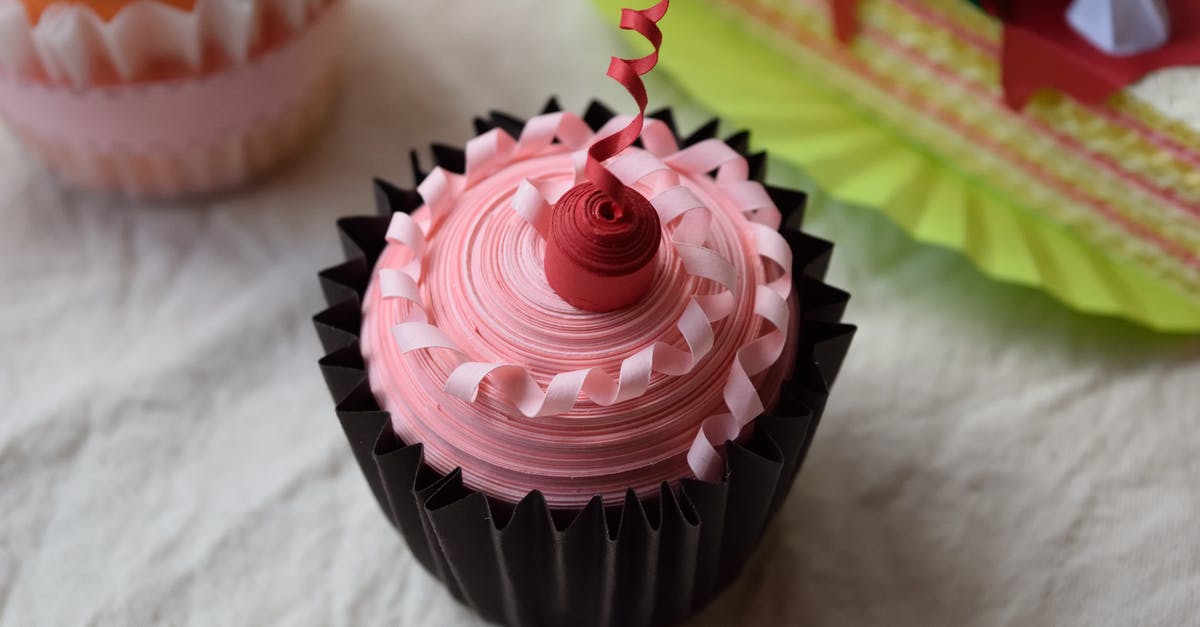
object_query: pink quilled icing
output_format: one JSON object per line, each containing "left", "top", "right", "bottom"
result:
{"left": 361, "top": 111, "right": 797, "bottom": 508}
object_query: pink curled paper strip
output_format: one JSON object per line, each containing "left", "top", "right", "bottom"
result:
{"left": 365, "top": 111, "right": 794, "bottom": 491}
{"left": 0, "top": 0, "right": 342, "bottom": 151}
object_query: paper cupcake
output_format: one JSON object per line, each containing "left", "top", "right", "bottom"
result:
{"left": 0, "top": 0, "right": 344, "bottom": 198}
{"left": 315, "top": 3, "right": 855, "bottom": 625}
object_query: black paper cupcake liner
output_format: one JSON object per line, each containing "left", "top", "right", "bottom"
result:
{"left": 313, "top": 98, "right": 856, "bottom": 627}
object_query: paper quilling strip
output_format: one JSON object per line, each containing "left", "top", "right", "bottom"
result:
{"left": 314, "top": 98, "right": 855, "bottom": 627}
{"left": 599, "top": 0, "right": 1200, "bottom": 332}
{"left": 0, "top": 0, "right": 342, "bottom": 198}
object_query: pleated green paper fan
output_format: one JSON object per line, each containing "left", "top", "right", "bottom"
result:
{"left": 593, "top": 0, "right": 1200, "bottom": 332}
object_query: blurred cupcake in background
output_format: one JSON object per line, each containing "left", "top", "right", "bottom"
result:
{"left": 0, "top": 0, "right": 344, "bottom": 198}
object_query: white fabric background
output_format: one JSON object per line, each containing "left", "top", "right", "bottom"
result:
{"left": 3, "top": 1, "right": 1199, "bottom": 625}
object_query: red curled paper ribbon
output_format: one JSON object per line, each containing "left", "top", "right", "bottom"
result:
{"left": 545, "top": 0, "right": 670, "bottom": 312}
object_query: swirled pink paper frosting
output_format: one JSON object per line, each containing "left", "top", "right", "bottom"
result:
{"left": 361, "top": 114, "right": 797, "bottom": 508}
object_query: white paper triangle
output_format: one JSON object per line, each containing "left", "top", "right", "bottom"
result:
{"left": 0, "top": 1, "right": 36, "bottom": 75}
{"left": 1067, "top": 0, "right": 1171, "bottom": 57}
{"left": 202, "top": 0, "right": 260, "bottom": 64}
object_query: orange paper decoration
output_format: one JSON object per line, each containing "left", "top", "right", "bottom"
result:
{"left": 21, "top": 0, "right": 197, "bottom": 22}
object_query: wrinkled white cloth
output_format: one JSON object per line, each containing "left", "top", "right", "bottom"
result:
{"left": 2, "top": 1, "right": 1199, "bottom": 626}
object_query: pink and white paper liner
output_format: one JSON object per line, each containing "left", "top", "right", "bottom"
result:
{"left": 0, "top": 0, "right": 342, "bottom": 196}
{"left": 0, "top": 0, "right": 327, "bottom": 86}
{"left": 362, "top": 111, "right": 796, "bottom": 506}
